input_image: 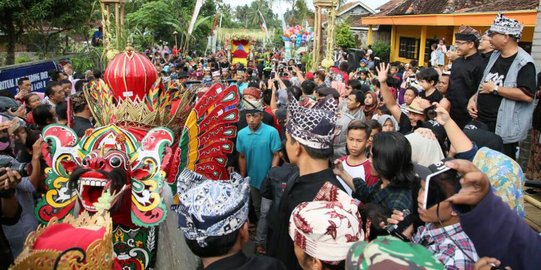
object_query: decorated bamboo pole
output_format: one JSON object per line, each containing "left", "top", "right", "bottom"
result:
{"left": 100, "top": 0, "right": 126, "bottom": 62}
{"left": 312, "top": 0, "right": 338, "bottom": 71}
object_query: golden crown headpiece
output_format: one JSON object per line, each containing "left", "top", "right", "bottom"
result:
{"left": 83, "top": 45, "right": 198, "bottom": 135}
{"left": 10, "top": 211, "right": 113, "bottom": 270}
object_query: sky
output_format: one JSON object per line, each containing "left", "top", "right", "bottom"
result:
{"left": 222, "top": 0, "right": 390, "bottom": 16}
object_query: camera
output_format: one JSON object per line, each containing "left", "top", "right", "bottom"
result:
{"left": 424, "top": 105, "right": 437, "bottom": 121}
{"left": 385, "top": 209, "right": 413, "bottom": 242}
{"left": 0, "top": 159, "right": 31, "bottom": 177}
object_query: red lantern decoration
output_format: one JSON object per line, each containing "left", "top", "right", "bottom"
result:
{"left": 104, "top": 46, "right": 157, "bottom": 101}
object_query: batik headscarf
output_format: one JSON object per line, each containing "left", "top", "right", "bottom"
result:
{"left": 455, "top": 25, "right": 481, "bottom": 41}
{"left": 286, "top": 95, "right": 337, "bottom": 149}
{"left": 176, "top": 169, "right": 249, "bottom": 247}
{"left": 289, "top": 182, "right": 363, "bottom": 265}
{"left": 489, "top": 13, "right": 523, "bottom": 41}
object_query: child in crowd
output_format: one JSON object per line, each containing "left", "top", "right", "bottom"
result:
{"left": 334, "top": 132, "right": 416, "bottom": 213}
{"left": 358, "top": 59, "right": 369, "bottom": 72}
{"left": 360, "top": 203, "right": 390, "bottom": 241}
{"left": 358, "top": 71, "right": 371, "bottom": 86}
{"left": 259, "top": 141, "right": 298, "bottom": 255}
{"left": 430, "top": 43, "right": 438, "bottom": 67}
{"left": 417, "top": 67, "right": 443, "bottom": 104}
{"left": 336, "top": 120, "right": 378, "bottom": 195}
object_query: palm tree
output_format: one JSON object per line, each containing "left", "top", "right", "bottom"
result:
{"left": 246, "top": 0, "right": 272, "bottom": 27}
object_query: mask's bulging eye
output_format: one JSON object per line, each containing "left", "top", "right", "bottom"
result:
{"left": 109, "top": 156, "right": 122, "bottom": 168}
{"left": 82, "top": 157, "right": 90, "bottom": 166}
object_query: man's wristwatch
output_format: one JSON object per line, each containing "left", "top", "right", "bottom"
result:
{"left": 492, "top": 85, "right": 499, "bottom": 95}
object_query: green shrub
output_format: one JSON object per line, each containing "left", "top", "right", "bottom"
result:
{"left": 335, "top": 22, "right": 355, "bottom": 49}
{"left": 15, "top": 54, "right": 32, "bottom": 64}
{"left": 70, "top": 46, "right": 104, "bottom": 73}
{"left": 372, "top": 40, "right": 390, "bottom": 62}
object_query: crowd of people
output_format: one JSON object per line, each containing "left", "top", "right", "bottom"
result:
{"left": 1, "top": 12, "right": 541, "bottom": 270}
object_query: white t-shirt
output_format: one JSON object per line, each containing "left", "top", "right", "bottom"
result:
{"left": 336, "top": 157, "right": 377, "bottom": 195}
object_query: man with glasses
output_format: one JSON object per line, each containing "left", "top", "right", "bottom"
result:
{"left": 478, "top": 31, "right": 495, "bottom": 61}
{"left": 468, "top": 13, "right": 536, "bottom": 159}
{"left": 445, "top": 25, "right": 486, "bottom": 129}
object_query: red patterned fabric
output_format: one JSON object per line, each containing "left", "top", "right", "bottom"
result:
{"left": 289, "top": 182, "right": 363, "bottom": 264}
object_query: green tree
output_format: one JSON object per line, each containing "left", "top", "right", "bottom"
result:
{"left": 233, "top": 0, "right": 280, "bottom": 30}
{"left": 0, "top": 0, "right": 97, "bottom": 65}
{"left": 216, "top": 3, "right": 241, "bottom": 29}
{"left": 284, "top": 0, "right": 314, "bottom": 26}
{"left": 127, "top": 1, "right": 177, "bottom": 42}
{"left": 335, "top": 22, "right": 355, "bottom": 49}
{"left": 126, "top": 0, "right": 216, "bottom": 53}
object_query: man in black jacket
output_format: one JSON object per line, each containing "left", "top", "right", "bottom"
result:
{"left": 259, "top": 142, "right": 298, "bottom": 255}
{"left": 267, "top": 96, "right": 345, "bottom": 270}
{"left": 446, "top": 25, "right": 486, "bottom": 129}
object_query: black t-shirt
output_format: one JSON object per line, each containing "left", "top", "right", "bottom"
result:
{"left": 419, "top": 89, "right": 443, "bottom": 104}
{"left": 447, "top": 52, "right": 486, "bottom": 128}
{"left": 478, "top": 53, "right": 536, "bottom": 130}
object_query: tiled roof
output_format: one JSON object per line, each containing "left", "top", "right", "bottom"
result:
{"left": 375, "top": 0, "right": 539, "bottom": 16}
{"left": 323, "top": 1, "right": 373, "bottom": 26}
{"left": 338, "top": 1, "right": 359, "bottom": 13}
{"left": 348, "top": 15, "right": 369, "bottom": 27}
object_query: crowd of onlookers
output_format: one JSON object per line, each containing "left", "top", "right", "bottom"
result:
{"left": 2, "top": 13, "right": 541, "bottom": 270}
{"left": 177, "top": 13, "right": 541, "bottom": 270}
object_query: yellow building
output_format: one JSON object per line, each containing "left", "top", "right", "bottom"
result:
{"left": 362, "top": 0, "right": 539, "bottom": 66}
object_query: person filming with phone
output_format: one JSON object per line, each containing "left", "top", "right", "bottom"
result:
{"left": 385, "top": 159, "right": 479, "bottom": 270}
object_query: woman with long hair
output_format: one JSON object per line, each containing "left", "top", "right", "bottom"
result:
{"left": 334, "top": 131, "right": 417, "bottom": 213}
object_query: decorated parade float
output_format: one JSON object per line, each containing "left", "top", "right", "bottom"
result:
{"left": 218, "top": 28, "right": 267, "bottom": 66}
{"left": 10, "top": 45, "right": 239, "bottom": 269}
{"left": 7, "top": 0, "right": 242, "bottom": 267}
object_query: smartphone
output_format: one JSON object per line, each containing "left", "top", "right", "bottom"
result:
{"left": 422, "top": 164, "right": 460, "bottom": 209}
{"left": 270, "top": 71, "right": 276, "bottom": 78}
{"left": 288, "top": 66, "right": 293, "bottom": 71}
